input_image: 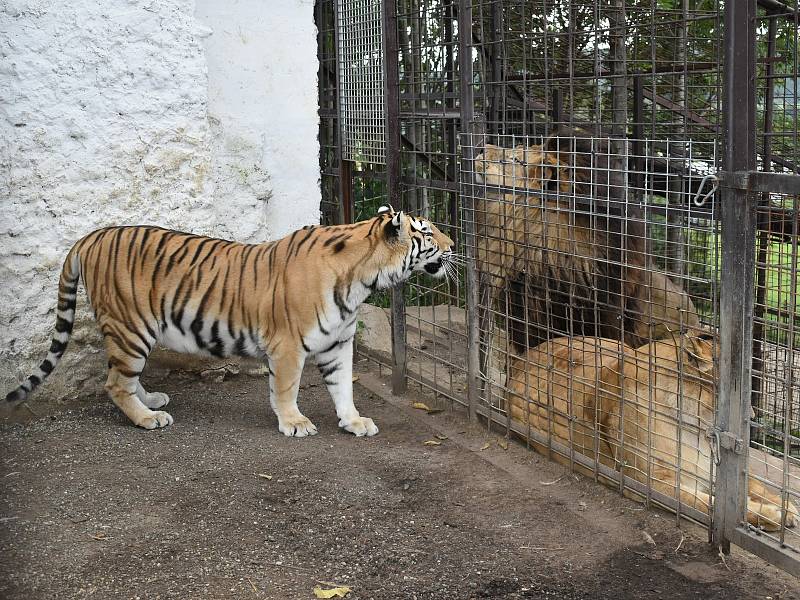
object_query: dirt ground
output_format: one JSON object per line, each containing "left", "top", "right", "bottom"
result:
{"left": 1, "top": 357, "right": 798, "bottom": 599}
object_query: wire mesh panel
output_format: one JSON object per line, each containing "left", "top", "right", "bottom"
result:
{"left": 469, "top": 1, "right": 722, "bottom": 139}
{"left": 734, "top": 0, "right": 800, "bottom": 566}
{"left": 319, "top": 0, "right": 392, "bottom": 227}
{"left": 396, "top": 0, "right": 467, "bottom": 404}
{"left": 460, "top": 132, "right": 721, "bottom": 525}
{"left": 336, "top": 0, "right": 387, "bottom": 164}
{"left": 455, "top": 0, "right": 732, "bottom": 533}
{"left": 315, "top": 0, "right": 800, "bottom": 573}
{"left": 750, "top": 192, "right": 800, "bottom": 557}
{"left": 455, "top": 0, "right": 799, "bottom": 572}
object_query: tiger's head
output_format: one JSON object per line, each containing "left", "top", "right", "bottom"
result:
{"left": 377, "top": 205, "right": 457, "bottom": 281}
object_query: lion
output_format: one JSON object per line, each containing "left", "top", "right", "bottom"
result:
{"left": 506, "top": 334, "right": 798, "bottom": 531}
{"left": 472, "top": 131, "right": 701, "bottom": 351}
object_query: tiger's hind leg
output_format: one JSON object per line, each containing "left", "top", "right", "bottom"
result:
{"left": 267, "top": 352, "right": 317, "bottom": 437}
{"left": 103, "top": 336, "right": 172, "bottom": 430}
{"left": 135, "top": 382, "right": 170, "bottom": 409}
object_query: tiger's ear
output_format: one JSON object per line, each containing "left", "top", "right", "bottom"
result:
{"left": 377, "top": 205, "right": 395, "bottom": 216}
{"left": 384, "top": 209, "right": 407, "bottom": 239}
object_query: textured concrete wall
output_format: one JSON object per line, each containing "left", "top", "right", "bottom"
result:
{"left": 0, "top": 0, "right": 320, "bottom": 399}
{"left": 197, "top": 0, "right": 321, "bottom": 241}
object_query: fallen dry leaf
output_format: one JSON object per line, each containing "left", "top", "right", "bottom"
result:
{"left": 423, "top": 440, "right": 442, "bottom": 446}
{"left": 199, "top": 363, "right": 240, "bottom": 382}
{"left": 412, "top": 402, "right": 432, "bottom": 411}
{"left": 257, "top": 474, "right": 273, "bottom": 480}
{"left": 351, "top": 375, "right": 360, "bottom": 383}
{"left": 435, "top": 434, "right": 448, "bottom": 440}
{"left": 497, "top": 439, "right": 509, "bottom": 450}
{"left": 313, "top": 585, "right": 351, "bottom": 598}
{"left": 480, "top": 442, "right": 491, "bottom": 451}
{"left": 247, "top": 364, "right": 270, "bottom": 377}
{"left": 642, "top": 531, "right": 656, "bottom": 546}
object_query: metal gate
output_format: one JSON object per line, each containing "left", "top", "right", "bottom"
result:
{"left": 317, "top": 0, "right": 800, "bottom": 575}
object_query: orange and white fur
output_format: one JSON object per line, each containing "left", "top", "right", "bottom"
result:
{"left": 6, "top": 206, "right": 455, "bottom": 437}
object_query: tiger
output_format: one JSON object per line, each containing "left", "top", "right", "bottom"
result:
{"left": 5, "top": 206, "right": 455, "bottom": 437}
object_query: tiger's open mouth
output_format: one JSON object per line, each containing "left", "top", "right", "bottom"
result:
{"left": 423, "top": 252, "right": 462, "bottom": 281}
{"left": 424, "top": 259, "right": 444, "bottom": 276}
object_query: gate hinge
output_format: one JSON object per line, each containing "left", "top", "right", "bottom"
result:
{"left": 706, "top": 427, "right": 745, "bottom": 465}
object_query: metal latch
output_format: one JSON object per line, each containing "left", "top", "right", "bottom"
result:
{"left": 692, "top": 173, "right": 719, "bottom": 207}
{"left": 707, "top": 427, "right": 745, "bottom": 466}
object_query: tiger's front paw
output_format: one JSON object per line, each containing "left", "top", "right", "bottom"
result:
{"left": 340, "top": 416, "right": 379, "bottom": 437}
{"left": 278, "top": 415, "right": 318, "bottom": 437}
{"left": 137, "top": 411, "right": 174, "bottom": 430}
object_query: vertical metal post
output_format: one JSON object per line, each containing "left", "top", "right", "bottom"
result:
{"left": 752, "top": 14, "right": 778, "bottom": 432}
{"left": 340, "top": 160, "right": 354, "bottom": 224}
{"left": 383, "top": 0, "right": 406, "bottom": 395}
{"left": 487, "top": 1, "right": 503, "bottom": 136}
{"left": 632, "top": 76, "right": 644, "bottom": 200}
{"left": 713, "top": 0, "right": 756, "bottom": 553}
{"left": 458, "top": 0, "right": 479, "bottom": 421}
{"left": 608, "top": 0, "right": 627, "bottom": 159}
{"left": 550, "top": 87, "right": 563, "bottom": 129}
{"left": 332, "top": 0, "right": 352, "bottom": 226}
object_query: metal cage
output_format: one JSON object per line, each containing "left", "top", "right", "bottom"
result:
{"left": 317, "top": 0, "right": 800, "bottom": 575}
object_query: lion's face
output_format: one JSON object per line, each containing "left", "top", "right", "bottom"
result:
{"left": 683, "top": 334, "right": 717, "bottom": 413}
{"left": 648, "top": 334, "right": 717, "bottom": 425}
{"left": 474, "top": 144, "right": 568, "bottom": 192}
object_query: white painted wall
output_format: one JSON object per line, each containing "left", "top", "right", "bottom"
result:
{"left": 196, "top": 0, "right": 321, "bottom": 241}
{"left": 0, "top": 0, "right": 320, "bottom": 397}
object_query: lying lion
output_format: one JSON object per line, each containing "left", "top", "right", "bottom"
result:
{"left": 506, "top": 334, "right": 797, "bottom": 531}
{"left": 473, "top": 135, "right": 701, "bottom": 350}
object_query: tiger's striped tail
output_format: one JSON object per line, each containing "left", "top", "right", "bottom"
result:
{"left": 5, "top": 248, "right": 81, "bottom": 403}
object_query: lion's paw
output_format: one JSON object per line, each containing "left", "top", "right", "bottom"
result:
{"left": 748, "top": 497, "right": 798, "bottom": 531}
{"left": 785, "top": 501, "right": 798, "bottom": 528}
